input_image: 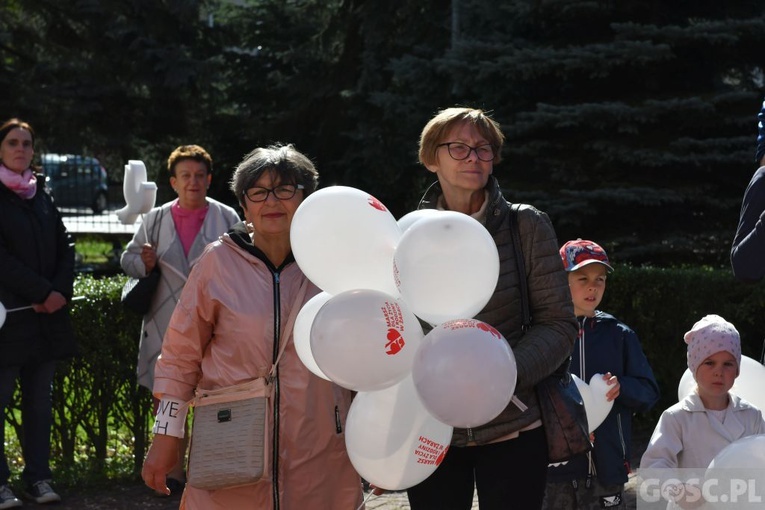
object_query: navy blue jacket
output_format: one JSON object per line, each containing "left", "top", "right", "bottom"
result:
{"left": 731, "top": 166, "right": 765, "bottom": 282}
{"left": 547, "top": 311, "right": 660, "bottom": 486}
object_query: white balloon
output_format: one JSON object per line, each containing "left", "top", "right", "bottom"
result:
{"left": 310, "top": 289, "right": 423, "bottom": 391}
{"left": 572, "top": 374, "right": 614, "bottom": 433}
{"left": 0, "top": 302, "right": 6, "bottom": 329}
{"left": 706, "top": 435, "right": 765, "bottom": 510}
{"left": 345, "top": 375, "right": 453, "bottom": 491}
{"left": 677, "top": 369, "right": 694, "bottom": 402}
{"left": 678, "top": 355, "right": 765, "bottom": 412}
{"left": 393, "top": 212, "right": 499, "bottom": 325}
{"left": 707, "top": 434, "right": 765, "bottom": 470}
{"left": 293, "top": 292, "right": 332, "bottom": 381}
{"left": 412, "top": 319, "right": 516, "bottom": 428}
{"left": 116, "top": 160, "right": 157, "bottom": 224}
{"left": 290, "top": 186, "right": 401, "bottom": 296}
{"left": 397, "top": 209, "right": 443, "bottom": 234}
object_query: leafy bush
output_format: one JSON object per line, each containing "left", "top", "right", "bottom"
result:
{"left": 5, "top": 274, "right": 150, "bottom": 485}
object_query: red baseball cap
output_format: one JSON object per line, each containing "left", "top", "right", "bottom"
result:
{"left": 559, "top": 239, "right": 614, "bottom": 273}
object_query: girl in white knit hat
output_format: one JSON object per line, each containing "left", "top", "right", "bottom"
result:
{"left": 639, "top": 315, "right": 765, "bottom": 507}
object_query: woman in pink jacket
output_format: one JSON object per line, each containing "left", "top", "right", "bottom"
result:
{"left": 141, "top": 144, "right": 363, "bottom": 509}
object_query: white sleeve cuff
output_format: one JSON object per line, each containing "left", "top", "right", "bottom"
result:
{"left": 152, "top": 397, "right": 188, "bottom": 438}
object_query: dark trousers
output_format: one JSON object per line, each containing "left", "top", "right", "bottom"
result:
{"left": 0, "top": 361, "right": 56, "bottom": 486}
{"left": 407, "top": 426, "right": 548, "bottom": 510}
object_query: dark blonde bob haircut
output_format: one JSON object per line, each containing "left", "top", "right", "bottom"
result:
{"left": 418, "top": 107, "right": 505, "bottom": 167}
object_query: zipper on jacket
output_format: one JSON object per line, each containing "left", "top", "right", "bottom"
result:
{"left": 578, "top": 317, "right": 586, "bottom": 377}
{"left": 335, "top": 406, "right": 342, "bottom": 433}
{"left": 272, "top": 270, "right": 282, "bottom": 510}
{"left": 467, "top": 427, "right": 474, "bottom": 442}
{"left": 617, "top": 413, "right": 628, "bottom": 472}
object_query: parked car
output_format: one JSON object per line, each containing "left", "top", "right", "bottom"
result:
{"left": 41, "top": 153, "right": 109, "bottom": 213}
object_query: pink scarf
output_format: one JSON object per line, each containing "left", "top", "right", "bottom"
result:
{"left": 0, "top": 163, "right": 37, "bottom": 199}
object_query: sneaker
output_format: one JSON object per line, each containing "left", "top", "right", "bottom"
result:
{"left": 0, "top": 485, "right": 22, "bottom": 509}
{"left": 23, "top": 480, "right": 60, "bottom": 504}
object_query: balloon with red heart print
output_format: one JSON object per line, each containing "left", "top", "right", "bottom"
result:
{"left": 412, "top": 319, "right": 517, "bottom": 428}
{"left": 290, "top": 186, "right": 401, "bottom": 297}
{"left": 310, "top": 289, "right": 424, "bottom": 392}
{"left": 345, "top": 374, "right": 453, "bottom": 491}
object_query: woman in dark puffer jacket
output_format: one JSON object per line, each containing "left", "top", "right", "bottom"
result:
{"left": 406, "top": 107, "right": 578, "bottom": 510}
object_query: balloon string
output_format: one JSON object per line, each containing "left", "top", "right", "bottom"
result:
{"left": 355, "top": 489, "right": 376, "bottom": 510}
{"left": 6, "top": 295, "right": 86, "bottom": 313}
{"left": 141, "top": 213, "right": 148, "bottom": 244}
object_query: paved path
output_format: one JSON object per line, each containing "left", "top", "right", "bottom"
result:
{"left": 361, "top": 472, "right": 639, "bottom": 509}
{"left": 362, "top": 490, "right": 476, "bottom": 509}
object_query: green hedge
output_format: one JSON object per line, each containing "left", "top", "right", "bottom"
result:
{"left": 6, "top": 268, "right": 765, "bottom": 481}
{"left": 6, "top": 274, "right": 149, "bottom": 483}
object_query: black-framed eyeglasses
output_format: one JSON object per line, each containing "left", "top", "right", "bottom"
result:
{"left": 243, "top": 184, "right": 304, "bottom": 203}
{"left": 437, "top": 142, "right": 495, "bottom": 162}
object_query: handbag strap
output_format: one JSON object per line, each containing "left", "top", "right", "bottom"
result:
{"left": 268, "top": 276, "right": 309, "bottom": 379}
{"left": 184, "top": 276, "right": 310, "bottom": 411}
{"left": 508, "top": 203, "right": 532, "bottom": 332}
{"left": 192, "top": 378, "right": 268, "bottom": 406}
{"left": 511, "top": 204, "right": 572, "bottom": 380}
{"left": 149, "top": 207, "right": 165, "bottom": 251}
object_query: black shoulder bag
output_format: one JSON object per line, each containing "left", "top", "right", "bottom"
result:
{"left": 508, "top": 203, "right": 592, "bottom": 463}
{"left": 121, "top": 210, "right": 163, "bottom": 315}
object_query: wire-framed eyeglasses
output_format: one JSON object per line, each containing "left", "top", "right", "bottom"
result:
{"left": 437, "top": 142, "right": 495, "bottom": 162}
{"left": 243, "top": 184, "right": 304, "bottom": 203}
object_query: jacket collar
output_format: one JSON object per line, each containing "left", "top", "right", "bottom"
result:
{"left": 681, "top": 392, "right": 748, "bottom": 441}
{"left": 224, "top": 222, "right": 295, "bottom": 273}
{"left": 418, "top": 175, "right": 508, "bottom": 232}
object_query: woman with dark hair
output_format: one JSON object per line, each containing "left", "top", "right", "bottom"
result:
{"left": 141, "top": 144, "right": 363, "bottom": 509}
{"left": 0, "top": 118, "right": 77, "bottom": 507}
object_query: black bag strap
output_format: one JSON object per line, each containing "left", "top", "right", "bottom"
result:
{"left": 149, "top": 207, "right": 164, "bottom": 248}
{"left": 508, "top": 203, "right": 532, "bottom": 332}
{"left": 509, "top": 203, "right": 570, "bottom": 378}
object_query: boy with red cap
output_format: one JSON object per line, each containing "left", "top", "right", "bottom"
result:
{"left": 543, "top": 239, "right": 660, "bottom": 510}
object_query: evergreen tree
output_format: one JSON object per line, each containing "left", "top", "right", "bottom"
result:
{"left": 3, "top": 0, "right": 765, "bottom": 266}
{"left": 442, "top": 0, "right": 765, "bottom": 266}
{"left": 331, "top": 0, "right": 765, "bottom": 265}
